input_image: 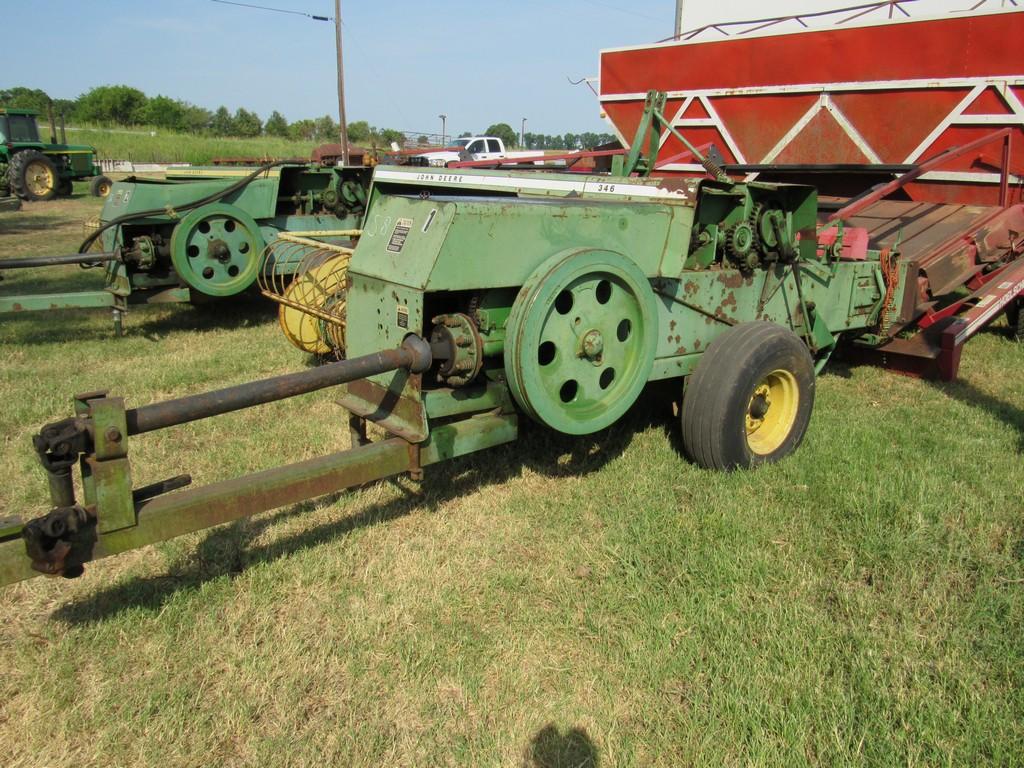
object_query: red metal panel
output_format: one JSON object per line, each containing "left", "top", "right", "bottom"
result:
{"left": 774, "top": 111, "right": 871, "bottom": 164}
{"left": 709, "top": 94, "right": 819, "bottom": 163}
{"left": 599, "top": 10, "right": 1024, "bottom": 205}
{"left": 828, "top": 89, "right": 971, "bottom": 162}
{"left": 600, "top": 13, "right": 1022, "bottom": 94}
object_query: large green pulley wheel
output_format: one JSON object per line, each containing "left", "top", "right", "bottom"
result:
{"left": 170, "top": 204, "right": 265, "bottom": 297}
{"left": 505, "top": 249, "right": 657, "bottom": 435}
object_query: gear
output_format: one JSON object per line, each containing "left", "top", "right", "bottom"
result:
{"left": 725, "top": 221, "right": 756, "bottom": 263}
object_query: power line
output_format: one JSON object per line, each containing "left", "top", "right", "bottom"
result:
{"left": 209, "top": 0, "right": 330, "bottom": 21}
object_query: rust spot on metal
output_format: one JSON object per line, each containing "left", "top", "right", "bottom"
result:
{"left": 694, "top": 339, "right": 702, "bottom": 349}
{"left": 717, "top": 271, "right": 744, "bottom": 289}
{"left": 674, "top": 335, "right": 681, "bottom": 344}
{"left": 721, "top": 291, "right": 737, "bottom": 309}
{"left": 683, "top": 281, "right": 698, "bottom": 296}
{"left": 669, "top": 320, "right": 676, "bottom": 331}
{"left": 675, "top": 346, "right": 687, "bottom": 355}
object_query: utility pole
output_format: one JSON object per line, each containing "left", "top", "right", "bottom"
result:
{"left": 674, "top": 0, "right": 686, "bottom": 38}
{"left": 439, "top": 114, "right": 447, "bottom": 146}
{"left": 334, "top": 0, "right": 349, "bottom": 165}
{"left": 521, "top": 117, "right": 527, "bottom": 148}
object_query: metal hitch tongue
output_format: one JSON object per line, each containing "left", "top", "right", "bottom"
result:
{"left": 17, "top": 336, "right": 434, "bottom": 580}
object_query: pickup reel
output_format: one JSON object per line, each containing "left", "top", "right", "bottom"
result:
{"left": 258, "top": 232, "right": 355, "bottom": 356}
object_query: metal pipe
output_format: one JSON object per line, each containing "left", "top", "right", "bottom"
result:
{"left": 654, "top": 109, "right": 729, "bottom": 181}
{"left": 0, "top": 251, "right": 118, "bottom": 269}
{"left": 46, "top": 102, "right": 56, "bottom": 145}
{"left": 828, "top": 127, "right": 1013, "bottom": 223}
{"left": 125, "top": 335, "right": 432, "bottom": 435}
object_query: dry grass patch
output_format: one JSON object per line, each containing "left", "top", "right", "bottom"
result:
{"left": 0, "top": 192, "right": 1021, "bottom": 765}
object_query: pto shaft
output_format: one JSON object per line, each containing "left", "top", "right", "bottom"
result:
{"left": 125, "top": 335, "right": 433, "bottom": 435}
{"left": 0, "top": 251, "right": 118, "bottom": 269}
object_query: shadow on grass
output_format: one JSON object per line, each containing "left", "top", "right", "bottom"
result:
{"left": 0, "top": 294, "right": 276, "bottom": 345}
{"left": 51, "top": 398, "right": 664, "bottom": 625}
{"left": 523, "top": 723, "right": 599, "bottom": 768}
{"left": 933, "top": 377, "right": 1024, "bottom": 453}
{"left": 133, "top": 295, "right": 277, "bottom": 340}
{"left": 0, "top": 214, "right": 68, "bottom": 236}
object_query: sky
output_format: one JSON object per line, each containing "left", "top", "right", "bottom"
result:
{"left": 1, "top": 0, "right": 1005, "bottom": 136}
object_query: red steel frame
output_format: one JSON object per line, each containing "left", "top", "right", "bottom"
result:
{"left": 598, "top": 6, "right": 1024, "bottom": 206}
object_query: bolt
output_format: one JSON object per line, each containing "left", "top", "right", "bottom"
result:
{"left": 456, "top": 335, "right": 472, "bottom": 348}
{"left": 581, "top": 329, "right": 604, "bottom": 360}
{"left": 105, "top": 427, "right": 122, "bottom": 443}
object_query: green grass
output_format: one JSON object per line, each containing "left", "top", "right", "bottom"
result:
{"left": 66, "top": 126, "right": 318, "bottom": 164}
{"left": 0, "top": 191, "right": 1021, "bottom": 766}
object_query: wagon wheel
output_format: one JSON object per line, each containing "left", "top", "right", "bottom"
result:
{"left": 1007, "top": 298, "right": 1023, "bottom": 341}
{"left": 680, "top": 321, "right": 815, "bottom": 470}
{"left": 505, "top": 249, "right": 657, "bottom": 435}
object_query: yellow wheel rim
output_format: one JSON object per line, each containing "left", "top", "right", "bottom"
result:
{"left": 745, "top": 368, "right": 799, "bottom": 455}
{"left": 26, "top": 161, "right": 56, "bottom": 197}
{"left": 98, "top": 181, "right": 111, "bottom": 197}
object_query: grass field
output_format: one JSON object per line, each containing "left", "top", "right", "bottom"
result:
{"left": 66, "top": 126, "right": 319, "bottom": 164}
{"left": 0, "top": 190, "right": 1021, "bottom": 766}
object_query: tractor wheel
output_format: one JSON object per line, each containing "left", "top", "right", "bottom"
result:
{"left": 8, "top": 150, "right": 59, "bottom": 201}
{"left": 89, "top": 175, "right": 113, "bottom": 198}
{"left": 1007, "top": 298, "right": 1023, "bottom": 341}
{"left": 681, "top": 321, "right": 815, "bottom": 470}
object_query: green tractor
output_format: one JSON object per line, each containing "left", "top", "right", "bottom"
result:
{"left": 0, "top": 107, "right": 111, "bottom": 201}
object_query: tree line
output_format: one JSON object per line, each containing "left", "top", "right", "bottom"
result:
{"left": 1, "top": 85, "right": 616, "bottom": 150}
{"left": 0, "top": 85, "right": 402, "bottom": 144}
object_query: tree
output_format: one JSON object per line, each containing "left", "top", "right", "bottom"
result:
{"left": 289, "top": 119, "right": 317, "bottom": 141}
{"left": 0, "top": 87, "right": 54, "bottom": 114}
{"left": 485, "top": 122, "right": 518, "bottom": 148}
{"left": 181, "top": 103, "right": 212, "bottom": 133}
{"left": 346, "top": 120, "right": 371, "bottom": 143}
{"left": 51, "top": 98, "right": 78, "bottom": 121}
{"left": 265, "top": 110, "right": 288, "bottom": 137}
{"left": 376, "top": 128, "right": 404, "bottom": 147}
{"left": 233, "top": 107, "right": 262, "bottom": 137}
{"left": 210, "top": 106, "right": 233, "bottom": 136}
{"left": 139, "top": 95, "right": 185, "bottom": 130}
{"left": 314, "top": 114, "right": 338, "bottom": 141}
{"left": 417, "top": 135, "right": 430, "bottom": 146}
{"left": 75, "top": 85, "right": 148, "bottom": 125}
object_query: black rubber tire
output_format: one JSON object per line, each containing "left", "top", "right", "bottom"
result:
{"left": 681, "top": 321, "right": 815, "bottom": 470}
{"left": 1007, "top": 299, "right": 1023, "bottom": 341}
{"left": 89, "top": 175, "right": 113, "bottom": 198}
{"left": 8, "top": 150, "right": 59, "bottom": 201}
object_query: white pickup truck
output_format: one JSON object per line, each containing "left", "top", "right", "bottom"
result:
{"left": 411, "top": 136, "right": 537, "bottom": 168}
